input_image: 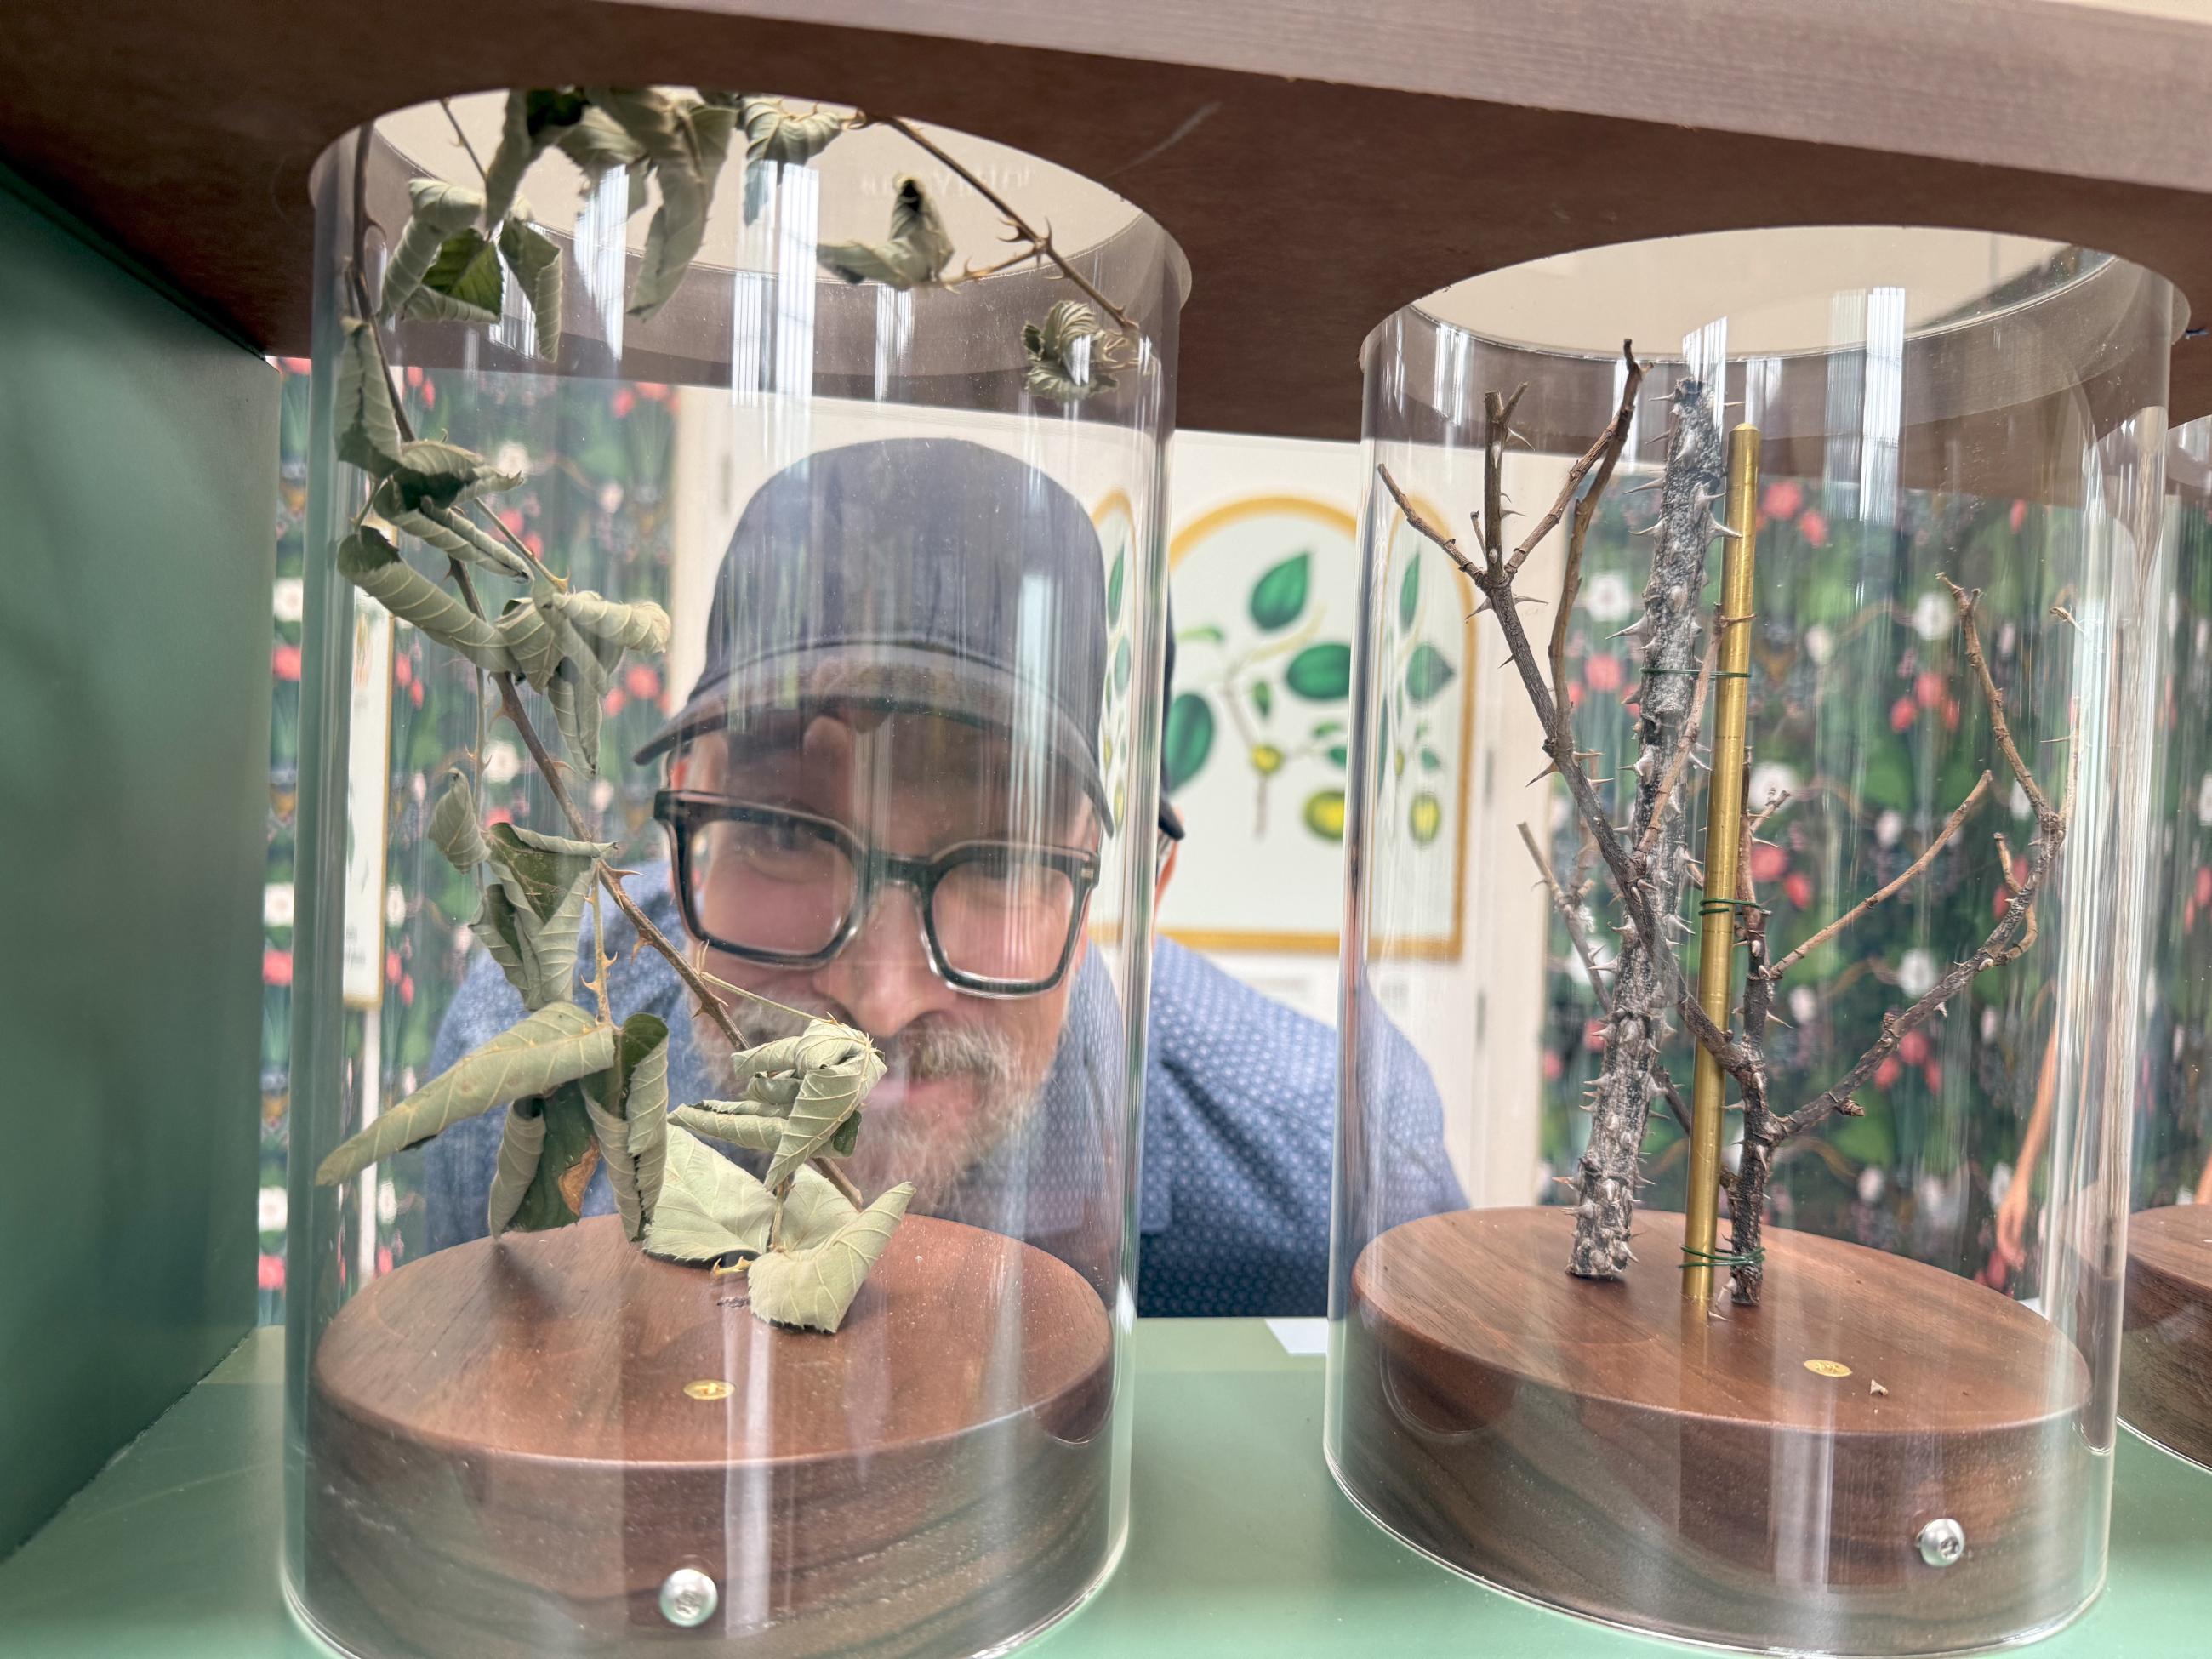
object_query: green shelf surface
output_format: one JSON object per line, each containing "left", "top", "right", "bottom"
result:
{"left": 3, "top": 1320, "right": 2207, "bottom": 1656}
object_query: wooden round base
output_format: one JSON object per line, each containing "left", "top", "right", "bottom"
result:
{"left": 1338, "top": 1207, "right": 2096, "bottom": 1655}
{"left": 2122, "top": 1204, "right": 2212, "bottom": 1471}
{"left": 303, "top": 1214, "right": 1115, "bottom": 1659}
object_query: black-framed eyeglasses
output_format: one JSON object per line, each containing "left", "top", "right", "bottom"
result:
{"left": 654, "top": 790, "right": 1101, "bottom": 998}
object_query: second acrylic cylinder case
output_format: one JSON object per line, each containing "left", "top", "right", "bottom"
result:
{"left": 284, "top": 90, "right": 1183, "bottom": 1659}
{"left": 1326, "top": 231, "right": 2178, "bottom": 1654}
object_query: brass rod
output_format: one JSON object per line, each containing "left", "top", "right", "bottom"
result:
{"left": 1683, "top": 424, "right": 1762, "bottom": 1303}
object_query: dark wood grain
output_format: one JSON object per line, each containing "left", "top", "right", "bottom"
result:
{"left": 9, "top": 0, "right": 2212, "bottom": 438}
{"left": 2122, "top": 1203, "right": 2212, "bottom": 1472}
{"left": 305, "top": 1214, "right": 1115, "bottom": 1658}
{"left": 1340, "top": 1206, "right": 2097, "bottom": 1655}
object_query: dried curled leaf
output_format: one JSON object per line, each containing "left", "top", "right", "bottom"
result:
{"left": 495, "top": 593, "right": 562, "bottom": 691}
{"left": 335, "top": 319, "right": 403, "bottom": 476}
{"left": 765, "top": 1022, "right": 884, "bottom": 1189}
{"left": 586, "top": 87, "right": 738, "bottom": 322}
{"left": 336, "top": 528, "right": 516, "bottom": 671}
{"left": 426, "top": 768, "right": 490, "bottom": 869}
{"left": 740, "top": 97, "right": 848, "bottom": 166}
{"left": 748, "top": 1183, "right": 915, "bottom": 1334}
{"left": 379, "top": 179, "right": 486, "bottom": 322}
{"left": 503, "top": 1081, "right": 601, "bottom": 1231}
{"left": 479, "top": 88, "right": 593, "bottom": 231}
{"left": 544, "top": 585, "right": 673, "bottom": 656}
{"left": 315, "top": 1001, "right": 613, "bottom": 1185}
{"left": 485, "top": 1097, "right": 547, "bottom": 1234}
{"left": 471, "top": 822, "right": 613, "bottom": 1011}
{"left": 641, "top": 1122, "right": 778, "bottom": 1263}
{"left": 407, "top": 227, "right": 505, "bottom": 324}
{"left": 670, "top": 1103, "right": 783, "bottom": 1154}
{"left": 498, "top": 211, "right": 563, "bottom": 360}
{"left": 584, "top": 1013, "right": 670, "bottom": 1241}
{"left": 818, "top": 176, "right": 952, "bottom": 289}
{"left": 1023, "top": 299, "right": 1120, "bottom": 403}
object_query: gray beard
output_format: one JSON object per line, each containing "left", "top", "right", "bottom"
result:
{"left": 688, "top": 995, "right": 1047, "bottom": 1211}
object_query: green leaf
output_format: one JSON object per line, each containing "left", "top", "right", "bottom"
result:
{"left": 818, "top": 174, "right": 954, "bottom": 290}
{"left": 1113, "top": 636, "right": 1132, "bottom": 696}
{"left": 750, "top": 1021, "right": 885, "bottom": 1190}
{"left": 1250, "top": 680, "right": 1274, "bottom": 721}
{"left": 496, "top": 596, "right": 562, "bottom": 690}
{"left": 584, "top": 1013, "right": 670, "bottom": 1241}
{"left": 641, "top": 1122, "right": 777, "bottom": 1263}
{"left": 336, "top": 528, "right": 516, "bottom": 671}
{"left": 1326, "top": 744, "right": 1348, "bottom": 767}
{"left": 778, "top": 1165, "right": 862, "bottom": 1249}
{"left": 487, "top": 822, "right": 611, "bottom": 919}
{"left": 1419, "top": 745, "right": 1445, "bottom": 772}
{"left": 504, "top": 1082, "right": 600, "bottom": 1231}
{"left": 427, "top": 768, "right": 489, "bottom": 869}
{"left": 748, "top": 1183, "right": 915, "bottom": 1334}
{"left": 545, "top": 585, "right": 673, "bottom": 655}
{"left": 484, "top": 1097, "right": 547, "bottom": 1234}
{"left": 741, "top": 96, "right": 847, "bottom": 166}
{"left": 1302, "top": 789, "right": 1347, "bottom": 841}
{"left": 498, "top": 212, "right": 563, "bottom": 360}
{"left": 408, "top": 228, "right": 505, "bottom": 324}
{"left": 314, "top": 1001, "right": 614, "bottom": 1184}
{"left": 1249, "top": 551, "right": 1311, "bottom": 632}
{"left": 1285, "top": 642, "right": 1352, "bottom": 700}
{"left": 1310, "top": 719, "right": 1345, "bottom": 739}
{"left": 378, "top": 179, "right": 485, "bottom": 322}
{"left": 473, "top": 823, "right": 613, "bottom": 1010}
{"left": 587, "top": 88, "right": 738, "bottom": 322}
{"left": 1163, "top": 692, "right": 1216, "bottom": 790}
{"left": 1021, "top": 299, "right": 1118, "bottom": 402}
{"left": 670, "top": 1103, "right": 783, "bottom": 1154}
{"left": 1107, "top": 549, "right": 1126, "bottom": 621}
{"left": 1399, "top": 556, "right": 1421, "bottom": 630}
{"left": 1404, "top": 641, "right": 1457, "bottom": 705}
{"left": 1178, "top": 624, "right": 1226, "bottom": 647}
{"left": 334, "top": 320, "right": 402, "bottom": 477}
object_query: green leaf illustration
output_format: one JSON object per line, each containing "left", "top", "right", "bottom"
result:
{"left": 1250, "top": 680, "right": 1274, "bottom": 721}
{"left": 1302, "top": 789, "right": 1347, "bottom": 841}
{"left": 1310, "top": 720, "right": 1345, "bottom": 739}
{"left": 1178, "top": 624, "right": 1226, "bottom": 647}
{"left": 1249, "top": 551, "right": 1311, "bottom": 632}
{"left": 1285, "top": 641, "right": 1352, "bottom": 701}
{"left": 748, "top": 1183, "right": 915, "bottom": 1334}
{"left": 1419, "top": 746, "right": 1445, "bottom": 772}
{"left": 818, "top": 175, "right": 952, "bottom": 288}
{"left": 1113, "top": 636, "right": 1132, "bottom": 695}
{"left": 1107, "top": 548, "right": 1126, "bottom": 621}
{"left": 1404, "top": 641, "right": 1457, "bottom": 705}
{"left": 1326, "top": 744, "right": 1348, "bottom": 767}
{"left": 314, "top": 1001, "right": 614, "bottom": 1185}
{"left": 1399, "top": 555, "right": 1421, "bottom": 629}
{"left": 1164, "top": 692, "right": 1215, "bottom": 790}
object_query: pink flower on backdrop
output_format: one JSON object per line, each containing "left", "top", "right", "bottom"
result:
{"left": 1749, "top": 842, "right": 1787, "bottom": 884}
{"left": 1542, "top": 1051, "right": 1564, "bottom": 1082}
{"left": 272, "top": 643, "right": 301, "bottom": 681}
{"left": 1784, "top": 872, "right": 1813, "bottom": 910}
{"left": 263, "top": 948, "right": 293, "bottom": 988}
{"left": 405, "top": 365, "right": 423, "bottom": 389}
{"left": 392, "top": 653, "right": 412, "bottom": 686}
{"left": 258, "top": 1254, "right": 285, "bottom": 1291}
{"left": 385, "top": 949, "right": 402, "bottom": 985}
{"left": 611, "top": 388, "right": 636, "bottom": 418}
{"left": 499, "top": 509, "right": 524, "bottom": 534}
{"left": 2010, "top": 499, "right": 2029, "bottom": 533}
{"left": 1898, "top": 1030, "right": 1930, "bottom": 1066}
{"left": 1567, "top": 682, "right": 1584, "bottom": 710}
{"left": 487, "top": 807, "right": 513, "bottom": 827}
{"left": 408, "top": 679, "right": 424, "bottom": 707}
{"left": 419, "top": 379, "right": 436, "bottom": 408}
{"left": 279, "top": 356, "right": 313, "bottom": 375}
{"left": 2192, "top": 866, "right": 2210, "bottom": 907}
{"left": 1890, "top": 696, "right": 1917, "bottom": 733}
{"left": 1762, "top": 480, "right": 1804, "bottom": 521}
{"left": 602, "top": 687, "right": 627, "bottom": 715}
{"left": 1875, "top": 1056, "right": 1902, "bottom": 1089}
{"left": 1941, "top": 696, "right": 1959, "bottom": 733}
{"left": 400, "top": 972, "right": 415, "bottom": 1007}
{"left": 1923, "top": 1059, "right": 1943, "bottom": 1093}
{"left": 625, "top": 663, "right": 662, "bottom": 701}
{"left": 1798, "top": 510, "right": 1829, "bottom": 548}
{"left": 523, "top": 533, "right": 544, "bottom": 557}
{"left": 1914, "top": 670, "right": 1944, "bottom": 709}
{"left": 378, "top": 1246, "right": 394, "bottom": 1275}
{"left": 1583, "top": 653, "right": 1624, "bottom": 693}
{"left": 636, "top": 382, "right": 670, "bottom": 401}
{"left": 1584, "top": 1018, "right": 1607, "bottom": 1050}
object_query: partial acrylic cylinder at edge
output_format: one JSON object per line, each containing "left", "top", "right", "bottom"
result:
{"left": 285, "top": 93, "right": 1183, "bottom": 1659}
{"left": 1325, "top": 231, "right": 2179, "bottom": 1654}
{"left": 2121, "top": 417, "right": 2212, "bottom": 1474}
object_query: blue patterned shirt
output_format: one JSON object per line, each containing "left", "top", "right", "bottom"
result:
{"left": 423, "top": 866, "right": 1462, "bottom": 1316}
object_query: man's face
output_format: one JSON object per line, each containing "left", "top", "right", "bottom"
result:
{"left": 668, "top": 710, "right": 1096, "bottom": 1204}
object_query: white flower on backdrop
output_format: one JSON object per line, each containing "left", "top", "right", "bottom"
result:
{"left": 1913, "top": 590, "right": 1954, "bottom": 641}
{"left": 1896, "top": 947, "right": 1937, "bottom": 999}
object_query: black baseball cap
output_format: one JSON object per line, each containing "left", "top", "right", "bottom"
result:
{"left": 637, "top": 436, "right": 1183, "bottom": 841}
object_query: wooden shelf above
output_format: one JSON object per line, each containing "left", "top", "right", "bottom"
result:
{"left": 9, "top": 0, "right": 2212, "bottom": 436}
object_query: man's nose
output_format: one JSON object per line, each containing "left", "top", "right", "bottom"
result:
{"left": 810, "top": 884, "right": 960, "bottom": 1040}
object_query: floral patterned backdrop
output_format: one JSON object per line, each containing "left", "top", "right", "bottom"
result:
{"left": 259, "top": 357, "right": 681, "bottom": 1320}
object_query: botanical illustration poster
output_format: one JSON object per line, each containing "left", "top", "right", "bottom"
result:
{"left": 1154, "top": 433, "right": 1473, "bottom": 955}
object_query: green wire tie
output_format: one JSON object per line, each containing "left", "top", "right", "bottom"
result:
{"left": 1679, "top": 1243, "right": 1767, "bottom": 1270}
{"left": 1697, "top": 898, "right": 1755, "bottom": 914}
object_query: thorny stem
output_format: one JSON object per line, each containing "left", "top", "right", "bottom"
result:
{"left": 1518, "top": 821, "right": 1611, "bottom": 1003}
{"left": 867, "top": 113, "right": 1137, "bottom": 334}
{"left": 438, "top": 98, "right": 488, "bottom": 183}
{"left": 1511, "top": 341, "right": 1645, "bottom": 581}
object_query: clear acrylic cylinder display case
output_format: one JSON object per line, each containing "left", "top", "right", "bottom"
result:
{"left": 1326, "top": 231, "right": 2179, "bottom": 1654}
{"left": 285, "top": 90, "right": 1182, "bottom": 1658}
{"left": 2120, "top": 416, "right": 2212, "bottom": 1474}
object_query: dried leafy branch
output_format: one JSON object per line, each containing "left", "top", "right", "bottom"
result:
{"left": 1382, "top": 346, "right": 2070, "bottom": 1303}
